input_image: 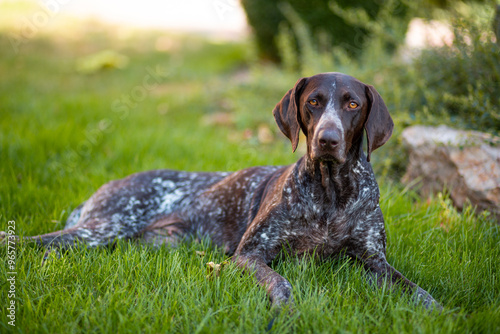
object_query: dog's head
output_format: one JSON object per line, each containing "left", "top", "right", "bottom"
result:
{"left": 273, "top": 72, "right": 393, "bottom": 163}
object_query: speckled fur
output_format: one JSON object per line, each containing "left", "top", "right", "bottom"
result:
{"left": 29, "top": 73, "right": 441, "bottom": 311}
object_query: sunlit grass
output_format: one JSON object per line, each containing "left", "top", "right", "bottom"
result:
{"left": 0, "top": 19, "right": 499, "bottom": 334}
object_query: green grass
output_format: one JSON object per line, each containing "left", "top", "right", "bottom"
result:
{"left": 0, "top": 21, "right": 499, "bottom": 333}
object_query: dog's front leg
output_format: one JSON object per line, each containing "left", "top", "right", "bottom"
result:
{"left": 361, "top": 254, "right": 442, "bottom": 311}
{"left": 234, "top": 254, "right": 294, "bottom": 308}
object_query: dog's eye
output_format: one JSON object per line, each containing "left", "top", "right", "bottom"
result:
{"left": 308, "top": 99, "right": 318, "bottom": 106}
{"left": 348, "top": 101, "right": 358, "bottom": 109}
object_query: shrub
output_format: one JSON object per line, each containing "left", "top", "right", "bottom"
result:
{"left": 412, "top": 2, "right": 500, "bottom": 134}
{"left": 240, "top": 0, "right": 410, "bottom": 62}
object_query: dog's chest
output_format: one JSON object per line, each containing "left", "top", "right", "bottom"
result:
{"left": 281, "top": 183, "right": 377, "bottom": 256}
{"left": 278, "top": 200, "right": 343, "bottom": 255}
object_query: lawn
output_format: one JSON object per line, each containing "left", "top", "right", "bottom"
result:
{"left": 1, "top": 17, "right": 499, "bottom": 334}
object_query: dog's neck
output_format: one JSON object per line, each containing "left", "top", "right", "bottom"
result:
{"left": 297, "top": 137, "right": 364, "bottom": 204}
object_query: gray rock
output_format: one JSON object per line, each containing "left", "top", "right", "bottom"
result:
{"left": 401, "top": 125, "right": 500, "bottom": 221}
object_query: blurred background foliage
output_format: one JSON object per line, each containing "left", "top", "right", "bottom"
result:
{"left": 241, "top": 0, "right": 402, "bottom": 62}
{"left": 412, "top": 2, "right": 500, "bottom": 132}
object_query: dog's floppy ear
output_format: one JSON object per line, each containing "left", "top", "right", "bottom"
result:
{"left": 364, "top": 85, "right": 394, "bottom": 162}
{"left": 273, "top": 77, "right": 307, "bottom": 152}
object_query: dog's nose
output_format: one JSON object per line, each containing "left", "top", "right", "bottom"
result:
{"left": 318, "top": 129, "right": 340, "bottom": 149}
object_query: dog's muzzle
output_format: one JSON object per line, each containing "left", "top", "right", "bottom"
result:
{"left": 312, "top": 126, "right": 346, "bottom": 163}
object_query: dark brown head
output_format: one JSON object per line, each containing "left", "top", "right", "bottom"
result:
{"left": 273, "top": 72, "right": 393, "bottom": 163}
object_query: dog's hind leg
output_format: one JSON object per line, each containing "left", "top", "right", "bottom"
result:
{"left": 136, "top": 213, "right": 187, "bottom": 247}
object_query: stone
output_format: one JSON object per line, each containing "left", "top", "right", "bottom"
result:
{"left": 401, "top": 125, "right": 500, "bottom": 221}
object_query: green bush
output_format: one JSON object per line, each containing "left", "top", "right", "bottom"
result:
{"left": 412, "top": 3, "right": 500, "bottom": 133}
{"left": 240, "top": 0, "right": 410, "bottom": 62}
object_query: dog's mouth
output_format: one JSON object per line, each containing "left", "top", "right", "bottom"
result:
{"left": 311, "top": 151, "right": 346, "bottom": 165}
{"left": 310, "top": 136, "right": 347, "bottom": 164}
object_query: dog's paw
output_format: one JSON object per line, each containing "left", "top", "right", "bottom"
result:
{"left": 425, "top": 298, "right": 443, "bottom": 313}
{"left": 415, "top": 287, "right": 443, "bottom": 313}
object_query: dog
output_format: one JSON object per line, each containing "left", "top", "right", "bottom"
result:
{"left": 27, "top": 72, "right": 441, "bottom": 311}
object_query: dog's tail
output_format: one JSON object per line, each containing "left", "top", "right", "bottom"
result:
{"left": 23, "top": 202, "right": 90, "bottom": 248}
{"left": 28, "top": 228, "right": 87, "bottom": 248}
{"left": 0, "top": 204, "right": 90, "bottom": 248}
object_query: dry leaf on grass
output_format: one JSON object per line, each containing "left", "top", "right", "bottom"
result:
{"left": 206, "top": 261, "right": 229, "bottom": 279}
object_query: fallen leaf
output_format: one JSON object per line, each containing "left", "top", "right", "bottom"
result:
{"left": 206, "top": 261, "right": 229, "bottom": 279}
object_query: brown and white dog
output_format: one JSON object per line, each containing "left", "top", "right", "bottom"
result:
{"left": 28, "top": 72, "right": 441, "bottom": 311}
